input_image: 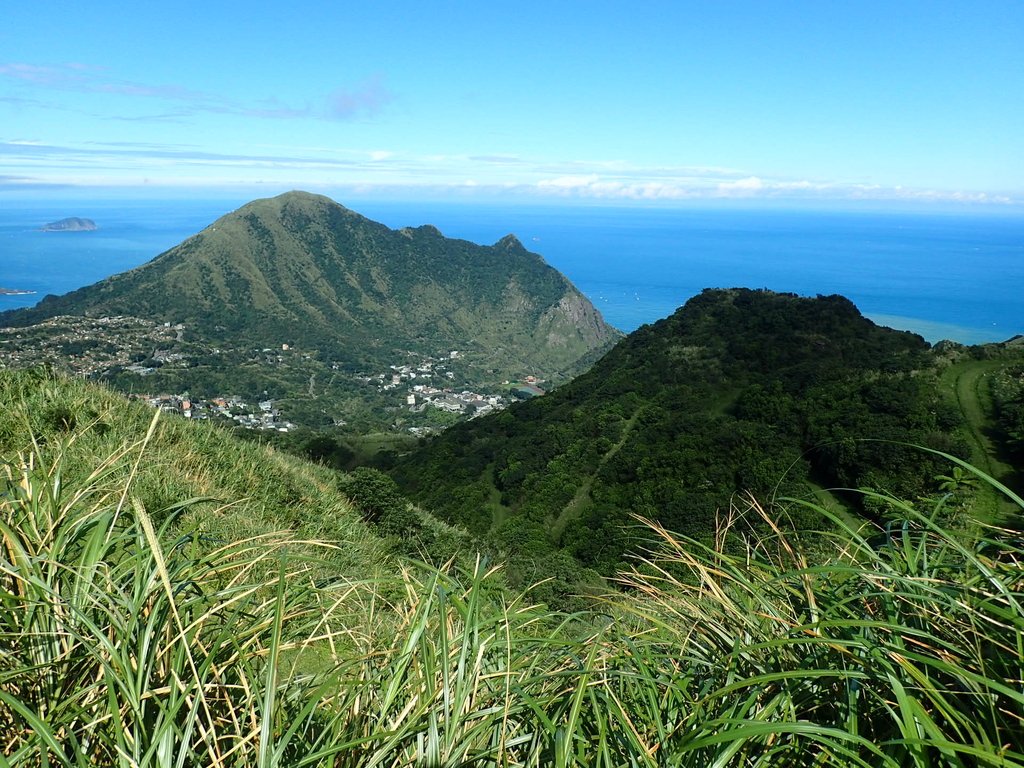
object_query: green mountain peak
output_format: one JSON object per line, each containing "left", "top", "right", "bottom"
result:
{"left": 0, "top": 193, "right": 620, "bottom": 421}
{"left": 495, "top": 233, "right": 525, "bottom": 250}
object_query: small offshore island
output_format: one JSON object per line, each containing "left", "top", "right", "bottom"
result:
{"left": 39, "top": 217, "right": 98, "bottom": 232}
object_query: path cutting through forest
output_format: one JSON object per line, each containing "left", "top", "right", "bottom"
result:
{"left": 550, "top": 407, "right": 642, "bottom": 539}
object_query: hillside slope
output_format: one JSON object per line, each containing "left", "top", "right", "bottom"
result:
{"left": 392, "top": 289, "right": 968, "bottom": 577}
{"left": 0, "top": 367, "right": 389, "bottom": 576}
{"left": 5, "top": 365, "right": 1022, "bottom": 765}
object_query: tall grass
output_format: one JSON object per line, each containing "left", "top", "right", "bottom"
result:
{"left": 2, "top": 404, "right": 1022, "bottom": 765}
{"left": 0, "top": 424, "right": 359, "bottom": 765}
{"left": 0, "top": 423, "right": 595, "bottom": 766}
{"left": 610, "top": 486, "right": 1024, "bottom": 766}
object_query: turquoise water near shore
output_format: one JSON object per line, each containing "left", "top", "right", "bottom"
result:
{"left": 1, "top": 199, "right": 1021, "bottom": 344}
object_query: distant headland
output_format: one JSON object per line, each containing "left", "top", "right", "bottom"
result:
{"left": 40, "top": 217, "right": 98, "bottom": 232}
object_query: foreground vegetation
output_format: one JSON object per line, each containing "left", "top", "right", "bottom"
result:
{"left": 2, "top": 391, "right": 1022, "bottom": 764}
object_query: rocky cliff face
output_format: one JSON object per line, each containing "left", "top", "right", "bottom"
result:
{"left": 538, "top": 292, "right": 618, "bottom": 351}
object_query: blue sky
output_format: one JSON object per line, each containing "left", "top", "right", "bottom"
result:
{"left": 2, "top": 2, "right": 1022, "bottom": 208}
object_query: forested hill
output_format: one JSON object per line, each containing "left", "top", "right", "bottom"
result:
{"left": 0, "top": 191, "right": 619, "bottom": 376}
{"left": 391, "top": 288, "right": 967, "bottom": 577}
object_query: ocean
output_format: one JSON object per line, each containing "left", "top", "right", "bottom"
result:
{"left": 1, "top": 199, "right": 1021, "bottom": 344}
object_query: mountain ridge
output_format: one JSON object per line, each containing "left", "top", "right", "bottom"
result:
{"left": 3, "top": 192, "right": 619, "bottom": 374}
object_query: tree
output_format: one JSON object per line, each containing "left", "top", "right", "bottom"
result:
{"left": 341, "top": 467, "right": 408, "bottom": 524}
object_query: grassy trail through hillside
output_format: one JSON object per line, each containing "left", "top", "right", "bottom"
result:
{"left": 488, "top": 465, "right": 514, "bottom": 528}
{"left": 550, "top": 408, "right": 641, "bottom": 539}
{"left": 949, "top": 361, "right": 1010, "bottom": 474}
{"left": 944, "top": 359, "right": 1017, "bottom": 521}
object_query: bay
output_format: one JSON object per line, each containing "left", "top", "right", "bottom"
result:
{"left": 1, "top": 198, "right": 1021, "bottom": 344}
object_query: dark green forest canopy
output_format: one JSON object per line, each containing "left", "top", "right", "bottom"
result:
{"left": 391, "top": 289, "right": 969, "bottom": 577}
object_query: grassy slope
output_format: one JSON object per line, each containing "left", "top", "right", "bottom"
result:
{"left": 3, "top": 370, "right": 1024, "bottom": 764}
{"left": 5, "top": 438, "right": 1023, "bottom": 765}
{"left": 0, "top": 368, "right": 389, "bottom": 577}
{"left": 940, "top": 357, "right": 1021, "bottom": 522}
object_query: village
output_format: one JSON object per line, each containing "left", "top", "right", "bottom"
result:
{"left": 0, "top": 315, "right": 186, "bottom": 376}
{"left": 130, "top": 393, "right": 297, "bottom": 432}
{"left": 0, "top": 315, "right": 547, "bottom": 435}
{"left": 358, "top": 350, "right": 546, "bottom": 432}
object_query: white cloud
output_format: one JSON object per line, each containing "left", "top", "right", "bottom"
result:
{"left": 328, "top": 75, "right": 393, "bottom": 120}
{"left": 0, "top": 61, "right": 392, "bottom": 124}
{"left": 714, "top": 176, "right": 764, "bottom": 196}
{"left": 537, "top": 174, "right": 601, "bottom": 190}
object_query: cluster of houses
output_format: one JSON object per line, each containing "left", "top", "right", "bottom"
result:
{"left": 3, "top": 317, "right": 555, "bottom": 436}
{"left": 0, "top": 315, "right": 183, "bottom": 376}
{"left": 359, "top": 351, "right": 459, "bottom": 390}
{"left": 407, "top": 385, "right": 505, "bottom": 417}
{"left": 359, "top": 350, "right": 515, "bottom": 419}
{"left": 133, "top": 393, "right": 296, "bottom": 432}
{"left": 357, "top": 351, "right": 554, "bottom": 431}
{"left": 125, "top": 348, "right": 188, "bottom": 376}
